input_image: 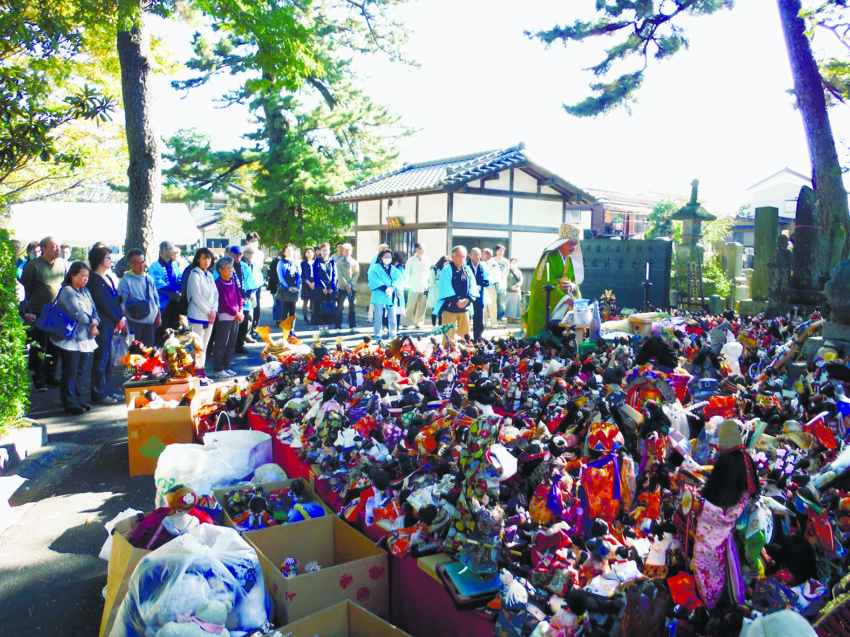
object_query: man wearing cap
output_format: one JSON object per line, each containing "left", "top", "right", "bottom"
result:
{"left": 524, "top": 223, "right": 584, "bottom": 337}
{"left": 148, "top": 241, "right": 183, "bottom": 346}
{"left": 221, "top": 245, "right": 257, "bottom": 353}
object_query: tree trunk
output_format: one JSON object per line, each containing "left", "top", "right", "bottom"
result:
{"left": 117, "top": 13, "right": 160, "bottom": 260}
{"left": 777, "top": 0, "right": 850, "bottom": 273}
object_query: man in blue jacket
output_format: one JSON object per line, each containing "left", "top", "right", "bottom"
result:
{"left": 466, "top": 247, "right": 491, "bottom": 340}
{"left": 148, "top": 241, "right": 182, "bottom": 346}
{"left": 435, "top": 245, "right": 478, "bottom": 341}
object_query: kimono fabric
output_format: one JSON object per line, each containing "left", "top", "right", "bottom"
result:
{"left": 524, "top": 250, "right": 578, "bottom": 337}
{"left": 579, "top": 453, "right": 621, "bottom": 531}
{"left": 692, "top": 495, "right": 749, "bottom": 609}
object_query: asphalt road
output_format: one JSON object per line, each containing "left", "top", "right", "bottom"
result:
{"left": 0, "top": 293, "right": 509, "bottom": 635}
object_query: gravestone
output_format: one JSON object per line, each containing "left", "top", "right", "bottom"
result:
{"left": 579, "top": 239, "right": 673, "bottom": 310}
{"left": 723, "top": 242, "right": 743, "bottom": 281}
{"left": 789, "top": 185, "right": 826, "bottom": 307}
{"left": 768, "top": 235, "right": 792, "bottom": 308}
{"left": 751, "top": 207, "right": 779, "bottom": 302}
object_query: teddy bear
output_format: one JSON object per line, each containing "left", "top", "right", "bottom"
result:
{"left": 155, "top": 599, "right": 231, "bottom": 636}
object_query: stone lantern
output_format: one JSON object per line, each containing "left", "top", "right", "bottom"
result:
{"left": 672, "top": 179, "right": 715, "bottom": 245}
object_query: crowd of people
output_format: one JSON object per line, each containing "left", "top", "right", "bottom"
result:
{"left": 15, "top": 233, "right": 268, "bottom": 415}
{"left": 14, "top": 232, "right": 530, "bottom": 416}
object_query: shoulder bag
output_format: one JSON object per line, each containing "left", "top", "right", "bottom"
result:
{"left": 35, "top": 288, "right": 77, "bottom": 339}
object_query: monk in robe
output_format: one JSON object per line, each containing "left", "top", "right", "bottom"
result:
{"left": 523, "top": 223, "right": 584, "bottom": 337}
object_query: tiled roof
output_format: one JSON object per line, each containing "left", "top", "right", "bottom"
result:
{"left": 329, "top": 143, "right": 593, "bottom": 202}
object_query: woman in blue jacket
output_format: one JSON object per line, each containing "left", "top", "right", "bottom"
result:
{"left": 367, "top": 248, "right": 402, "bottom": 340}
{"left": 87, "top": 245, "right": 126, "bottom": 405}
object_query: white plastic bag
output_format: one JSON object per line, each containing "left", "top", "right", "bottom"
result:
{"left": 203, "top": 430, "right": 273, "bottom": 480}
{"left": 99, "top": 508, "right": 143, "bottom": 562}
{"left": 251, "top": 462, "right": 288, "bottom": 484}
{"left": 109, "top": 524, "right": 272, "bottom": 637}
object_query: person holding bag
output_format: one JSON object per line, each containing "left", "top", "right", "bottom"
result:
{"left": 87, "top": 246, "right": 126, "bottom": 405}
{"left": 275, "top": 243, "right": 301, "bottom": 327}
{"left": 367, "top": 248, "right": 402, "bottom": 341}
{"left": 53, "top": 262, "right": 100, "bottom": 415}
{"left": 117, "top": 248, "right": 160, "bottom": 347}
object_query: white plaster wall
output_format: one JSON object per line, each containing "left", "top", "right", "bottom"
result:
{"left": 387, "top": 195, "right": 416, "bottom": 224}
{"left": 540, "top": 185, "right": 559, "bottom": 196}
{"left": 418, "top": 193, "right": 448, "bottom": 223}
{"left": 513, "top": 198, "right": 562, "bottom": 228}
{"left": 511, "top": 231, "right": 556, "bottom": 268}
{"left": 483, "top": 169, "right": 511, "bottom": 190}
{"left": 752, "top": 183, "right": 801, "bottom": 217}
{"left": 513, "top": 169, "right": 539, "bottom": 193}
{"left": 417, "top": 228, "right": 448, "bottom": 259}
{"left": 453, "top": 193, "right": 509, "bottom": 224}
{"left": 358, "top": 200, "right": 380, "bottom": 226}
{"left": 356, "top": 230, "right": 379, "bottom": 264}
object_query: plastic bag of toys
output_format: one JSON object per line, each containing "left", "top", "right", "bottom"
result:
{"left": 109, "top": 524, "right": 272, "bottom": 637}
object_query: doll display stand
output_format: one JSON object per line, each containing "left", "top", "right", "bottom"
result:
{"left": 436, "top": 561, "right": 499, "bottom": 610}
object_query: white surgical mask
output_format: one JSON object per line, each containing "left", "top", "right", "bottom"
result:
{"left": 382, "top": 257, "right": 392, "bottom": 265}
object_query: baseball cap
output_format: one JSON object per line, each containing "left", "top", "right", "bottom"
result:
{"left": 228, "top": 245, "right": 243, "bottom": 255}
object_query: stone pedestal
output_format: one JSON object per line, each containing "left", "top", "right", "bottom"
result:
{"left": 751, "top": 207, "right": 779, "bottom": 302}
{"left": 737, "top": 299, "right": 767, "bottom": 317}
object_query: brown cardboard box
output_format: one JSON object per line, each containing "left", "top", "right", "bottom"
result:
{"left": 126, "top": 392, "right": 197, "bottom": 476}
{"left": 211, "top": 479, "right": 332, "bottom": 530}
{"left": 123, "top": 377, "right": 200, "bottom": 405}
{"left": 244, "top": 516, "right": 389, "bottom": 625}
{"left": 99, "top": 517, "right": 150, "bottom": 637}
{"left": 272, "top": 600, "right": 412, "bottom": 637}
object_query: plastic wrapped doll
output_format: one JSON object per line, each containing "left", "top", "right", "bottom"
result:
{"left": 127, "top": 485, "right": 214, "bottom": 550}
{"left": 458, "top": 494, "right": 504, "bottom": 576}
{"left": 691, "top": 420, "right": 759, "bottom": 608}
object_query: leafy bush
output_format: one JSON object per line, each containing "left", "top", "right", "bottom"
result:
{"left": 0, "top": 228, "right": 29, "bottom": 436}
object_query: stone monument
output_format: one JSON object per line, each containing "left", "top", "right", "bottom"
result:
{"left": 767, "top": 234, "right": 792, "bottom": 310}
{"left": 789, "top": 185, "right": 826, "bottom": 307}
{"left": 750, "top": 206, "right": 778, "bottom": 303}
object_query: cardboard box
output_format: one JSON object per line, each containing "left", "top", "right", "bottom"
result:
{"left": 212, "top": 479, "right": 332, "bottom": 530}
{"left": 244, "top": 516, "right": 389, "bottom": 625}
{"left": 124, "top": 377, "right": 200, "bottom": 405}
{"left": 126, "top": 392, "right": 197, "bottom": 476}
{"left": 272, "top": 600, "right": 412, "bottom": 637}
{"left": 100, "top": 517, "right": 150, "bottom": 637}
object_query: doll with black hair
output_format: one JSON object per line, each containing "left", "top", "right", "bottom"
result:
{"left": 692, "top": 420, "right": 759, "bottom": 608}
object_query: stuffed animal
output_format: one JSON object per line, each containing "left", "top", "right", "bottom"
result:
{"left": 155, "top": 599, "right": 231, "bottom": 637}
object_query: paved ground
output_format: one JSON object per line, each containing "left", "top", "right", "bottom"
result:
{"left": 0, "top": 292, "right": 513, "bottom": 635}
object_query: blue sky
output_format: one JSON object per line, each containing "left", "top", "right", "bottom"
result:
{"left": 151, "top": 0, "right": 850, "bottom": 213}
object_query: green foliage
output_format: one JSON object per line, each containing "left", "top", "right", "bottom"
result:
{"left": 645, "top": 199, "right": 683, "bottom": 240}
{"left": 0, "top": 228, "right": 30, "bottom": 435}
{"left": 0, "top": 1, "right": 116, "bottom": 189}
{"left": 528, "top": 0, "right": 734, "bottom": 116}
{"left": 702, "top": 254, "right": 732, "bottom": 298}
{"left": 800, "top": 1, "right": 850, "bottom": 106}
{"left": 165, "top": 0, "right": 412, "bottom": 248}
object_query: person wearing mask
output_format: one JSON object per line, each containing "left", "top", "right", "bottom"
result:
{"left": 480, "top": 247, "right": 498, "bottom": 328}
{"left": 435, "top": 246, "right": 478, "bottom": 341}
{"left": 367, "top": 248, "right": 402, "bottom": 341}
{"left": 491, "top": 244, "right": 510, "bottom": 321}
{"left": 185, "top": 247, "right": 218, "bottom": 386}
{"left": 117, "top": 248, "right": 160, "bottom": 347}
{"left": 404, "top": 243, "right": 430, "bottom": 329}
{"left": 300, "top": 246, "right": 315, "bottom": 325}
{"left": 53, "top": 262, "right": 99, "bottom": 415}
{"left": 312, "top": 242, "right": 337, "bottom": 331}
{"left": 466, "top": 247, "right": 491, "bottom": 340}
{"left": 504, "top": 257, "right": 524, "bottom": 323}
{"left": 275, "top": 244, "right": 301, "bottom": 327}
{"left": 267, "top": 248, "right": 282, "bottom": 324}
{"left": 211, "top": 256, "right": 243, "bottom": 380}
{"left": 21, "top": 236, "right": 69, "bottom": 390}
{"left": 87, "top": 246, "right": 126, "bottom": 405}
{"left": 335, "top": 243, "right": 359, "bottom": 332}
{"left": 148, "top": 241, "right": 183, "bottom": 346}
{"left": 223, "top": 245, "right": 257, "bottom": 353}
{"left": 426, "top": 256, "right": 448, "bottom": 327}
{"left": 367, "top": 243, "right": 390, "bottom": 325}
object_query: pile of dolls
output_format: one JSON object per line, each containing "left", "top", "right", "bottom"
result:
{"left": 238, "top": 309, "right": 850, "bottom": 636}
{"left": 121, "top": 325, "right": 204, "bottom": 382}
